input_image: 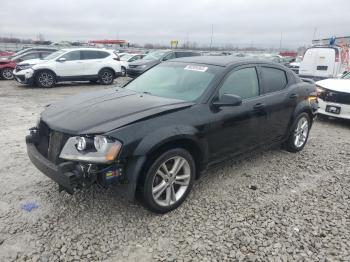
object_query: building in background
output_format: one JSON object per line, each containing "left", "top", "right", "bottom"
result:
{"left": 88, "top": 40, "right": 127, "bottom": 48}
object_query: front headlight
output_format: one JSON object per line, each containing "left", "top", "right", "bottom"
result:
{"left": 18, "top": 64, "right": 32, "bottom": 71}
{"left": 139, "top": 64, "right": 148, "bottom": 69}
{"left": 94, "top": 135, "right": 108, "bottom": 152}
{"left": 59, "top": 135, "right": 122, "bottom": 163}
{"left": 316, "top": 85, "right": 325, "bottom": 96}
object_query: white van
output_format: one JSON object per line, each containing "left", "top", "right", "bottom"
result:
{"left": 299, "top": 46, "right": 347, "bottom": 81}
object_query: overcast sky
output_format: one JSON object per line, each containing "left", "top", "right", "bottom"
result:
{"left": 0, "top": 0, "right": 348, "bottom": 48}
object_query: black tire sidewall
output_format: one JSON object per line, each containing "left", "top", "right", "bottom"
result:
{"left": 1, "top": 68, "right": 14, "bottom": 80}
{"left": 142, "top": 148, "right": 195, "bottom": 214}
{"left": 99, "top": 69, "right": 114, "bottom": 85}
{"left": 121, "top": 67, "right": 126, "bottom": 76}
{"left": 35, "top": 71, "right": 55, "bottom": 88}
{"left": 286, "top": 112, "right": 311, "bottom": 152}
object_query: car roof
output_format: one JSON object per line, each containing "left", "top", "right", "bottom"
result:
{"left": 169, "top": 56, "right": 278, "bottom": 67}
{"left": 61, "top": 48, "right": 113, "bottom": 52}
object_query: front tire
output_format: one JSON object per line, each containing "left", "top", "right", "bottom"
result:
{"left": 285, "top": 113, "right": 311, "bottom": 152}
{"left": 141, "top": 148, "right": 195, "bottom": 213}
{"left": 1, "top": 68, "right": 14, "bottom": 80}
{"left": 99, "top": 69, "right": 114, "bottom": 85}
{"left": 35, "top": 71, "right": 56, "bottom": 88}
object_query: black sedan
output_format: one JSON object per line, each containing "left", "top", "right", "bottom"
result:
{"left": 127, "top": 50, "right": 200, "bottom": 77}
{"left": 26, "top": 56, "right": 318, "bottom": 213}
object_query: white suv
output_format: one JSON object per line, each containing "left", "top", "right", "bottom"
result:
{"left": 13, "top": 48, "right": 122, "bottom": 88}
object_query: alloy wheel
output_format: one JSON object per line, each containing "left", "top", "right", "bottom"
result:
{"left": 294, "top": 116, "right": 309, "bottom": 148}
{"left": 38, "top": 73, "right": 54, "bottom": 87}
{"left": 102, "top": 71, "right": 113, "bottom": 84}
{"left": 152, "top": 156, "right": 191, "bottom": 207}
{"left": 2, "top": 69, "right": 14, "bottom": 80}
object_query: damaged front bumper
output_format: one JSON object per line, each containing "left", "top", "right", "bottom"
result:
{"left": 26, "top": 132, "right": 124, "bottom": 194}
{"left": 13, "top": 68, "right": 35, "bottom": 85}
{"left": 26, "top": 130, "right": 146, "bottom": 200}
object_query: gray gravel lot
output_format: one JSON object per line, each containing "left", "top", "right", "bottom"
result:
{"left": 0, "top": 79, "right": 349, "bottom": 262}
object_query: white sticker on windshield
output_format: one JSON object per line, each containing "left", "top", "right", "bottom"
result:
{"left": 184, "top": 65, "right": 208, "bottom": 72}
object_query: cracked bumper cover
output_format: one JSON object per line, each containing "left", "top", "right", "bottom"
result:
{"left": 26, "top": 133, "right": 146, "bottom": 200}
{"left": 26, "top": 135, "right": 78, "bottom": 194}
{"left": 13, "top": 69, "right": 35, "bottom": 85}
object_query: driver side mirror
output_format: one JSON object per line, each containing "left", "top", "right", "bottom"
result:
{"left": 212, "top": 94, "right": 242, "bottom": 108}
{"left": 57, "top": 57, "right": 66, "bottom": 62}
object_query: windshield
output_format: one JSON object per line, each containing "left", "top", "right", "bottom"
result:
{"left": 143, "top": 51, "right": 168, "bottom": 60}
{"left": 126, "top": 63, "right": 217, "bottom": 101}
{"left": 120, "top": 54, "right": 134, "bottom": 61}
{"left": 44, "top": 50, "right": 66, "bottom": 60}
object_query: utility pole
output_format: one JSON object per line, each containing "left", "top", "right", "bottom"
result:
{"left": 279, "top": 32, "right": 283, "bottom": 52}
{"left": 312, "top": 27, "right": 318, "bottom": 45}
{"left": 312, "top": 28, "right": 317, "bottom": 41}
{"left": 209, "top": 24, "right": 214, "bottom": 50}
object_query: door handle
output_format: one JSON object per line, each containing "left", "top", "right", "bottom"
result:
{"left": 253, "top": 103, "right": 265, "bottom": 110}
{"left": 289, "top": 93, "right": 298, "bottom": 99}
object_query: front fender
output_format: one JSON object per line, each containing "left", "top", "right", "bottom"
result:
{"left": 133, "top": 124, "right": 206, "bottom": 157}
{"left": 120, "top": 125, "right": 207, "bottom": 201}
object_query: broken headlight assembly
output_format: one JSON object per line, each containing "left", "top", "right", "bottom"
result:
{"left": 60, "top": 135, "right": 122, "bottom": 163}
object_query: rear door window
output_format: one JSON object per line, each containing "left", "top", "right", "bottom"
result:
{"left": 261, "top": 67, "right": 288, "bottom": 93}
{"left": 81, "top": 50, "right": 110, "bottom": 60}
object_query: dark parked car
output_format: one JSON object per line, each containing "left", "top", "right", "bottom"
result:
{"left": 127, "top": 50, "right": 200, "bottom": 77}
{"left": 26, "top": 57, "right": 318, "bottom": 213}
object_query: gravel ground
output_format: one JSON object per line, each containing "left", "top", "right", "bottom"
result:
{"left": 0, "top": 79, "right": 349, "bottom": 262}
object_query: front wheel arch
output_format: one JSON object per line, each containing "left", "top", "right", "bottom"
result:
{"left": 33, "top": 69, "right": 57, "bottom": 79}
{"left": 98, "top": 67, "right": 116, "bottom": 78}
{"left": 34, "top": 69, "right": 57, "bottom": 87}
{"left": 137, "top": 138, "right": 205, "bottom": 191}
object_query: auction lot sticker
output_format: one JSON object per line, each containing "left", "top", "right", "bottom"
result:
{"left": 184, "top": 65, "right": 208, "bottom": 72}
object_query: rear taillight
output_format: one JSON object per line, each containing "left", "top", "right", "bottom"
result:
{"left": 113, "top": 57, "right": 120, "bottom": 61}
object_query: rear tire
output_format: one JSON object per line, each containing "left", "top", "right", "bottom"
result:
{"left": 99, "top": 69, "right": 114, "bottom": 85}
{"left": 1, "top": 68, "right": 14, "bottom": 80}
{"left": 140, "top": 148, "right": 195, "bottom": 214}
{"left": 121, "top": 66, "right": 126, "bottom": 77}
{"left": 285, "top": 113, "right": 311, "bottom": 153}
{"left": 35, "top": 70, "right": 55, "bottom": 88}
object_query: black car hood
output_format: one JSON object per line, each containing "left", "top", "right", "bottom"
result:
{"left": 129, "top": 59, "right": 160, "bottom": 67}
{"left": 41, "top": 88, "right": 193, "bottom": 135}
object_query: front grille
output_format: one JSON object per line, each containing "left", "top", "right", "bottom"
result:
{"left": 15, "top": 75, "right": 25, "bottom": 82}
{"left": 319, "top": 88, "right": 350, "bottom": 105}
{"left": 37, "top": 121, "right": 70, "bottom": 164}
